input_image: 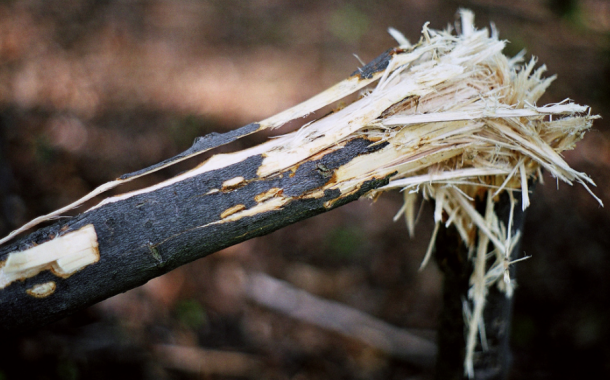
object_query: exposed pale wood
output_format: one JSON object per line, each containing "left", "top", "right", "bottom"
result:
{"left": 0, "top": 136, "right": 391, "bottom": 331}
{"left": 0, "top": 20, "right": 597, "bottom": 380}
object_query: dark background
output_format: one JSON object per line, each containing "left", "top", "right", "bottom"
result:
{"left": 1, "top": 0, "right": 609, "bottom": 379}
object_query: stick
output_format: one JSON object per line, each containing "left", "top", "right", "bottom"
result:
{"left": 0, "top": 11, "right": 596, "bottom": 354}
{"left": 434, "top": 190, "right": 526, "bottom": 380}
{"left": 245, "top": 272, "right": 437, "bottom": 367}
{"left": 0, "top": 137, "right": 391, "bottom": 331}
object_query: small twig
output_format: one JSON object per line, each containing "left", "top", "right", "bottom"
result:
{"left": 244, "top": 272, "right": 437, "bottom": 367}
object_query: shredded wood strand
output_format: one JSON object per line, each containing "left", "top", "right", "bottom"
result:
{"left": 0, "top": 9, "right": 600, "bottom": 378}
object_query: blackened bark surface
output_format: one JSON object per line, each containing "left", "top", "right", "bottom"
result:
{"left": 350, "top": 48, "right": 399, "bottom": 79}
{"left": 119, "top": 122, "right": 261, "bottom": 180}
{"left": 434, "top": 191, "right": 526, "bottom": 380}
{"left": 0, "top": 138, "right": 391, "bottom": 332}
{"left": 434, "top": 223, "right": 471, "bottom": 380}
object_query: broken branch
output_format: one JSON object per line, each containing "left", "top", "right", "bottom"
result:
{"left": 0, "top": 17, "right": 598, "bottom": 380}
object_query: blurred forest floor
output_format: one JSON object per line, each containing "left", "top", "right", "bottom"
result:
{"left": 1, "top": 1, "right": 610, "bottom": 379}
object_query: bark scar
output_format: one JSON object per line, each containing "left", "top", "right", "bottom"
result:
{"left": 26, "top": 281, "right": 57, "bottom": 298}
{"left": 0, "top": 224, "right": 100, "bottom": 290}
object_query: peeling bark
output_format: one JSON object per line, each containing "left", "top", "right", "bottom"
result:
{"left": 0, "top": 18, "right": 595, "bottom": 380}
{"left": 0, "top": 137, "right": 392, "bottom": 331}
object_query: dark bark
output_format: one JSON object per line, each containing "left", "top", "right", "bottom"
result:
{"left": 0, "top": 137, "right": 391, "bottom": 332}
{"left": 119, "top": 122, "right": 261, "bottom": 180}
{"left": 434, "top": 191, "right": 527, "bottom": 380}
{"left": 434, "top": 222, "right": 472, "bottom": 380}
{"left": 350, "top": 47, "right": 403, "bottom": 79}
{"left": 0, "top": 46, "right": 404, "bottom": 332}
